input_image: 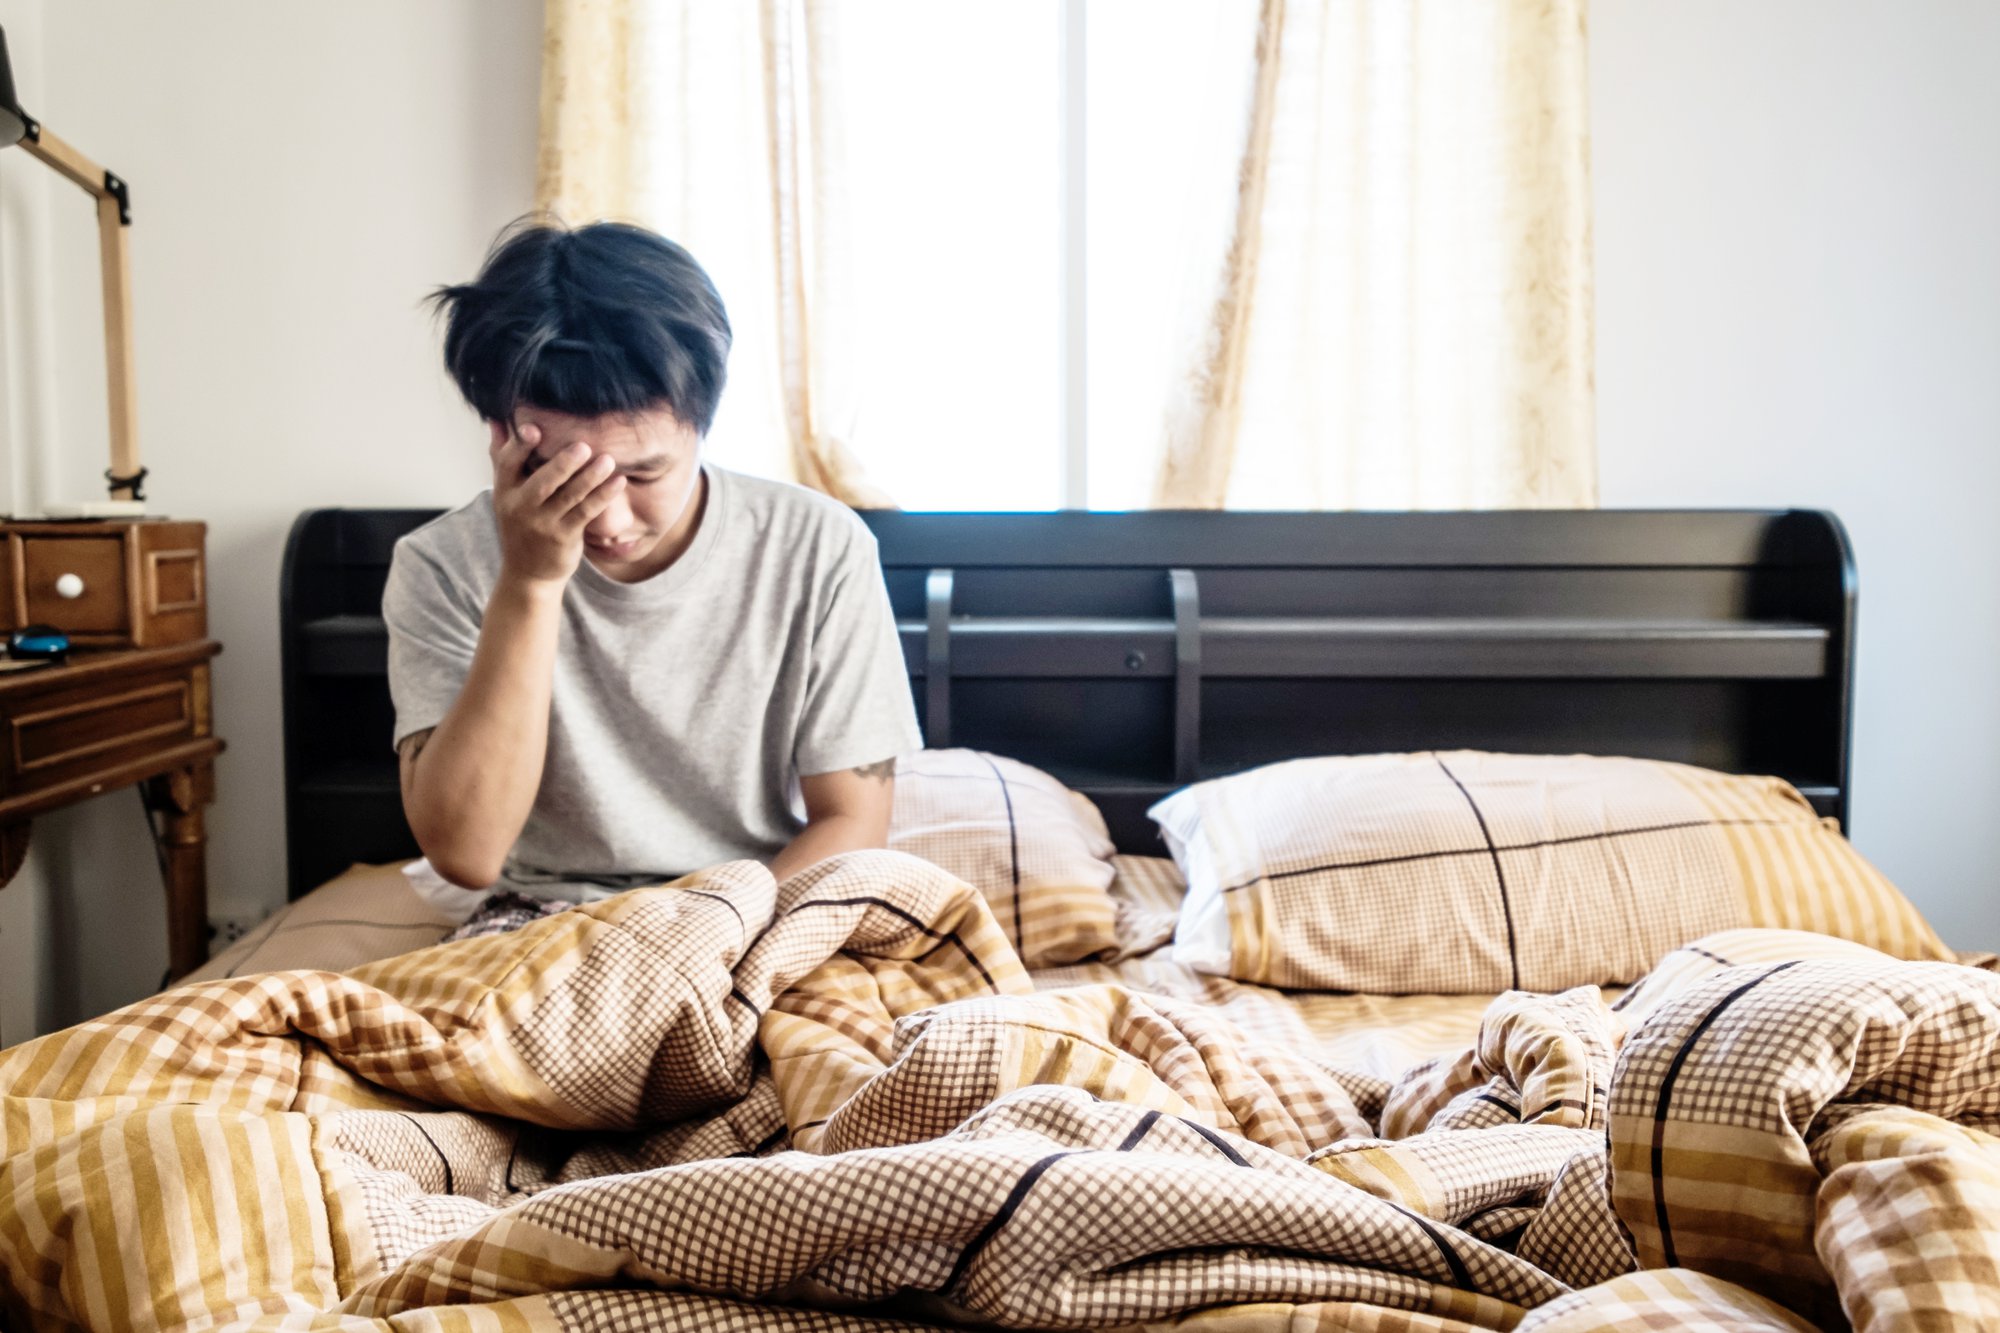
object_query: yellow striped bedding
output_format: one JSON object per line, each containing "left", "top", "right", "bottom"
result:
{"left": 4, "top": 847, "right": 1997, "bottom": 1331}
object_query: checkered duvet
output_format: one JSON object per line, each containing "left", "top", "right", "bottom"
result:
{"left": 3, "top": 850, "right": 1996, "bottom": 1331}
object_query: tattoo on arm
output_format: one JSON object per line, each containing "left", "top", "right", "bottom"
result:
{"left": 850, "top": 758, "right": 896, "bottom": 782}
{"left": 397, "top": 728, "right": 435, "bottom": 791}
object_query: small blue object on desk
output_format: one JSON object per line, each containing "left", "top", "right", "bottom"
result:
{"left": 7, "top": 624, "right": 70, "bottom": 662}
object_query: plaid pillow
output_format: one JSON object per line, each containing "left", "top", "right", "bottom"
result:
{"left": 889, "top": 749, "right": 1120, "bottom": 966}
{"left": 1151, "top": 751, "right": 1952, "bottom": 995}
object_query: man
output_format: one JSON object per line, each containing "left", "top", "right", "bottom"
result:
{"left": 384, "top": 219, "right": 921, "bottom": 927}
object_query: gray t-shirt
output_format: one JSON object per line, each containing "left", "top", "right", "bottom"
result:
{"left": 382, "top": 464, "right": 922, "bottom": 901}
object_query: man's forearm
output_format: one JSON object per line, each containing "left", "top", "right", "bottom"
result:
{"left": 405, "top": 574, "right": 565, "bottom": 886}
{"left": 769, "top": 813, "right": 889, "bottom": 884}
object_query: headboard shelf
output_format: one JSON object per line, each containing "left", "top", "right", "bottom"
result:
{"left": 299, "top": 609, "right": 1831, "bottom": 687}
{"left": 894, "top": 614, "right": 1829, "bottom": 681}
{"left": 894, "top": 619, "right": 1180, "bottom": 679}
{"left": 282, "top": 506, "right": 1856, "bottom": 898}
{"left": 1202, "top": 616, "right": 1828, "bottom": 679}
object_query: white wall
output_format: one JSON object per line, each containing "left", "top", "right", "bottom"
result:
{"left": 0, "top": 0, "right": 538, "bottom": 1033}
{"left": 1593, "top": 2, "right": 2000, "bottom": 950}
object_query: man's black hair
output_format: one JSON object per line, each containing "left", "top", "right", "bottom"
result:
{"left": 429, "top": 217, "right": 731, "bottom": 434}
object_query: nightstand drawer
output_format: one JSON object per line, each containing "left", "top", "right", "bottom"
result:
{"left": 0, "top": 640, "right": 225, "bottom": 985}
{"left": 0, "top": 656, "right": 210, "bottom": 796}
{"left": 0, "top": 520, "right": 206, "bottom": 648}
{"left": 21, "top": 536, "right": 128, "bottom": 633}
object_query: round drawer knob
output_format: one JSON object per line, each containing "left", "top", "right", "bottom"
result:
{"left": 54, "top": 573, "right": 86, "bottom": 599}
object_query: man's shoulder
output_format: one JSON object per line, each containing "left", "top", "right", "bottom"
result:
{"left": 386, "top": 493, "right": 501, "bottom": 614}
{"left": 394, "top": 492, "right": 501, "bottom": 571}
{"left": 715, "top": 467, "right": 875, "bottom": 559}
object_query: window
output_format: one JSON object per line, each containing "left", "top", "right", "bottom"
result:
{"left": 835, "top": 0, "right": 1251, "bottom": 510}
{"left": 841, "top": 1, "right": 1063, "bottom": 509}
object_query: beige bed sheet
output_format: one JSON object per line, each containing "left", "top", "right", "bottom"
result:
{"left": 182, "top": 860, "right": 455, "bottom": 983}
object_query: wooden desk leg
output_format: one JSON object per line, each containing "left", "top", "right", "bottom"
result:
{"left": 145, "top": 762, "right": 214, "bottom": 982}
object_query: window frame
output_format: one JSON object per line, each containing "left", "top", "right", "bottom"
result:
{"left": 1058, "top": 0, "right": 1089, "bottom": 509}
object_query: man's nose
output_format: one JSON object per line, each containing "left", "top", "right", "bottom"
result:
{"left": 586, "top": 490, "right": 631, "bottom": 538}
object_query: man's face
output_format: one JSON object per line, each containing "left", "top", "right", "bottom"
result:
{"left": 504, "top": 403, "right": 705, "bottom": 582}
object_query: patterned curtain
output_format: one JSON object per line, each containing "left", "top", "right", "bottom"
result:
{"left": 537, "top": 0, "right": 890, "bottom": 506}
{"left": 1153, "top": 0, "right": 1596, "bottom": 509}
{"left": 538, "top": 0, "right": 1594, "bottom": 511}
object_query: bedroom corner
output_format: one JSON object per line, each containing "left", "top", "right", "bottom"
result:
{"left": 0, "top": 0, "right": 541, "bottom": 1036}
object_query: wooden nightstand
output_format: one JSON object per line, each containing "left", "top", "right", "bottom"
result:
{"left": 0, "top": 641, "right": 224, "bottom": 981}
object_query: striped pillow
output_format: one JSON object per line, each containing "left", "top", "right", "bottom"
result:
{"left": 889, "top": 749, "right": 1120, "bottom": 966}
{"left": 1652, "top": 764, "right": 1951, "bottom": 960}
{"left": 1152, "top": 751, "right": 1951, "bottom": 995}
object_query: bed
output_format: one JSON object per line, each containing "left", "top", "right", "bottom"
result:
{"left": 4, "top": 507, "right": 1997, "bottom": 1333}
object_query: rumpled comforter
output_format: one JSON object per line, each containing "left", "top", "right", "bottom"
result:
{"left": 3, "top": 849, "right": 1997, "bottom": 1331}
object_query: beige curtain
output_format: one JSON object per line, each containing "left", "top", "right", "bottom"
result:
{"left": 537, "top": 0, "right": 889, "bottom": 506}
{"left": 1153, "top": 0, "right": 1596, "bottom": 509}
{"left": 540, "top": 0, "right": 1591, "bottom": 512}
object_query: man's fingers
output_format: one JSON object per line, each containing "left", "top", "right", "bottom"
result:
{"left": 489, "top": 422, "right": 535, "bottom": 476}
{"left": 568, "top": 473, "right": 627, "bottom": 526}
{"left": 550, "top": 455, "right": 620, "bottom": 515}
{"left": 521, "top": 441, "right": 595, "bottom": 505}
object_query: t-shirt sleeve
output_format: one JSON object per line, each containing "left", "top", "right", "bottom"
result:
{"left": 794, "top": 519, "right": 924, "bottom": 777}
{"left": 382, "top": 540, "right": 483, "bottom": 749}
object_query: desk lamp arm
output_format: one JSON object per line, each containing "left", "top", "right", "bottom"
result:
{"left": 16, "top": 116, "right": 145, "bottom": 505}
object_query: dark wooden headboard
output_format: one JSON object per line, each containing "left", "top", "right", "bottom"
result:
{"left": 280, "top": 508, "right": 1855, "bottom": 900}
